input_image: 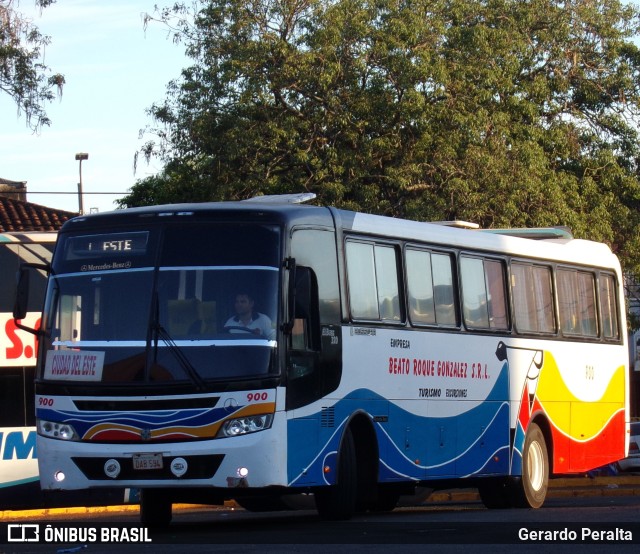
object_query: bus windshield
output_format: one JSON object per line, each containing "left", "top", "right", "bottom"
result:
{"left": 39, "top": 222, "right": 280, "bottom": 385}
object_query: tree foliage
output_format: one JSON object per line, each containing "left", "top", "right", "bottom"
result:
{"left": 125, "top": 0, "right": 640, "bottom": 274}
{"left": 0, "top": 0, "right": 64, "bottom": 130}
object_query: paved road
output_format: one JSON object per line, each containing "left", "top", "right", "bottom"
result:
{"left": 0, "top": 475, "right": 640, "bottom": 554}
{"left": 2, "top": 490, "right": 640, "bottom": 554}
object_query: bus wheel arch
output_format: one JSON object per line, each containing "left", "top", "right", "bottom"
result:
{"left": 314, "top": 424, "right": 357, "bottom": 519}
{"left": 345, "top": 411, "right": 403, "bottom": 512}
{"left": 348, "top": 412, "right": 381, "bottom": 510}
{"left": 314, "top": 411, "right": 379, "bottom": 519}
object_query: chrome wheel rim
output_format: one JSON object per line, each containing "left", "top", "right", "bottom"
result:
{"left": 528, "top": 439, "right": 544, "bottom": 491}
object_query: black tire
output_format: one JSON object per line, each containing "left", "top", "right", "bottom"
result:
{"left": 315, "top": 427, "right": 357, "bottom": 520}
{"left": 140, "top": 489, "right": 172, "bottom": 526}
{"left": 511, "top": 422, "right": 549, "bottom": 508}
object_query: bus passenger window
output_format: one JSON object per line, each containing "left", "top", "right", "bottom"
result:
{"left": 346, "top": 241, "right": 401, "bottom": 322}
{"left": 461, "top": 256, "right": 508, "bottom": 331}
{"left": 346, "top": 242, "right": 378, "bottom": 319}
{"left": 512, "top": 263, "right": 555, "bottom": 334}
{"left": 432, "top": 254, "right": 457, "bottom": 326}
{"left": 406, "top": 249, "right": 457, "bottom": 327}
{"left": 484, "top": 259, "right": 508, "bottom": 329}
{"left": 558, "top": 269, "right": 597, "bottom": 337}
{"left": 577, "top": 272, "right": 597, "bottom": 336}
{"left": 375, "top": 245, "right": 401, "bottom": 321}
{"left": 599, "top": 274, "right": 619, "bottom": 340}
{"left": 461, "top": 257, "right": 489, "bottom": 328}
{"left": 406, "top": 249, "right": 436, "bottom": 325}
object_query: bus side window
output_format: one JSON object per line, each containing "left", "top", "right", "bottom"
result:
{"left": 432, "top": 253, "right": 458, "bottom": 326}
{"left": 599, "top": 273, "right": 619, "bottom": 340}
{"left": 512, "top": 262, "right": 556, "bottom": 335}
{"left": 557, "top": 268, "right": 597, "bottom": 338}
{"left": 460, "top": 256, "right": 508, "bottom": 331}
{"left": 346, "top": 241, "right": 402, "bottom": 322}
{"left": 406, "top": 248, "right": 458, "bottom": 327}
{"left": 406, "top": 248, "right": 436, "bottom": 325}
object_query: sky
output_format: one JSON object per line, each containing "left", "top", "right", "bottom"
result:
{"left": 0, "top": 0, "right": 190, "bottom": 214}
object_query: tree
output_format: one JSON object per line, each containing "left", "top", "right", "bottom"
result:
{"left": 1, "top": 0, "right": 64, "bottom": 130}
{"left": 125, "top": 0, "right": 640, "bottom": 274}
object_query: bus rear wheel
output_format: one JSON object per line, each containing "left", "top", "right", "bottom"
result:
{"left": 315, "top": 427, "right": 357, "bottom": 520}
{"left": 511, "top": 422, "right": 549, "bottom": 508}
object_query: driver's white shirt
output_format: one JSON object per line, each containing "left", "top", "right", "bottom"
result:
{"left": 224, "top": 312, "right": 274, "bottom": 339}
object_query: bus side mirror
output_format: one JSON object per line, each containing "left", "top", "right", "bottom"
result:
{"left": 292, "top": 266, "right": 320, "bottom": 350}
{"left": 293, "top": 267, "right": 313, "bottom": 320}
{"left": 283, "top": 257, "right": 297, "bottom": 333}
{"left": 13, "top": 262, "right": 50, "bottom": 335}
{"left": 13, "top": 266, "right": 30, "bottom": 321}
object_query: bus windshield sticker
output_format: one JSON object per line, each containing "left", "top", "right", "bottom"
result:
{"left": 44, "top": 350, "right": 105, "bottom": 381}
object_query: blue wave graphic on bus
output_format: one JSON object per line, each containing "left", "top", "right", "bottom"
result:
{"left": 288, "top": 361, "right": 510, "bottom": 486}
{"left": 35, "top": 406, "right": 234, "bottom": 439}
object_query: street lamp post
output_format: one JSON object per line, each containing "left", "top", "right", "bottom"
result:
{"left": 75, "top": 152, "right": 88, "bottom": 214}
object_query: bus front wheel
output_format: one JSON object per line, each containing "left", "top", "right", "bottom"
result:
{"left": 315, "top": 427, "right": 357, "bottom": 520}
{"left": 512, "top": 422, "right": 549, "bottom": 508}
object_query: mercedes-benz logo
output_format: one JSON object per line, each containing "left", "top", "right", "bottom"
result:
{"left": 224, "top": 398, "right": 238, "bottom": 412}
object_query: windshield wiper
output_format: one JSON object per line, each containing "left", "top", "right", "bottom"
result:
{"left": 156, "top": 326, "right": 207, "bottom": 391}
{"left": 150, "top": 294, "right": 207, "bottom": 391}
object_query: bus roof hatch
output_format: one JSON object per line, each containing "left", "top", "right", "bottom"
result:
{"left": 480, "top": 227, "right": 574, "bottom": 240}
{"left": 430, "top": 220, "right": 480, "bottom": 230}
{"left": 243, "top": 193, "right": 317, "bottom": 204}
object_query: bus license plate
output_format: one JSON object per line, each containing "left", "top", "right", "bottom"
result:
{"left": 132, "top": 453, "right": 163, "bottom": 470}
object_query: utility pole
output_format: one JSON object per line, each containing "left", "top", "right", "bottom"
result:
{"left": 75, "top": 152, "right": 88, "bottom": 214}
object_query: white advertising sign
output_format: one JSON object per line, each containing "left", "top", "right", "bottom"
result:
{"left": 0, "top": 427, "right": 38, "bottom": 487}
{"left": 0, "top": 312, "right": 41, "bottom": 367}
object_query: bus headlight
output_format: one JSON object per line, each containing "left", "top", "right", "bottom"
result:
{"left": 37, "top": 419, "right": 79, "bottom": 441}
{"left": 217, "top": 414, "right": 274, "bottom": 438}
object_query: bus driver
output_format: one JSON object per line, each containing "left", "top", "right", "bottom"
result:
{"left": 224, "top": 292, "right": 274, "bottom": 339}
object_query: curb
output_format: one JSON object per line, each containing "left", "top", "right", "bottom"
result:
{"left": 0, "top": 501, "right": 234, "bottom": 521}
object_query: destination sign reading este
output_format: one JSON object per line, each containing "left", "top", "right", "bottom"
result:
{"left": 66, "top": 232, "right": 149, "bottom": 259}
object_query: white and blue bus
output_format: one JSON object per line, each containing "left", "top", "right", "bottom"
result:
{"left": 16, "top": 195, "right": 629, "bottom": 522}
{"left": 0, "top": 232, "right": 55, "bottom": 507}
